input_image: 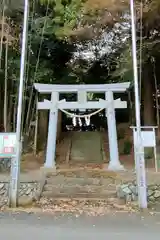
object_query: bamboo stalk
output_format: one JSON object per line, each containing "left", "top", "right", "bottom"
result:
{"left": 3, "top": 30, "right": 8, "bottom": 132}
{"left": 33, "top": 93, "right": 38, "bottom": 155}
{"left": 0, "top": 0, "right": 5, "bottom": 69}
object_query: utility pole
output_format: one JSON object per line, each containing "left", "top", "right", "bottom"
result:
{"left": 130, "top": 0, "right": 147, "bottom": 208}
{"left": 9, "top": 0, "right": 29, "bottom": 207}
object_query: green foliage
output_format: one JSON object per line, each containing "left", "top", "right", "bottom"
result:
{"left": 144, "top": 148, "right": 154, "bottom": 160}
{"left": 39, "top": 0, "right": 84, "bottom": 38}
{"left": 112, "top": 0, "right": 160, "bottom": 82}
{"left": 117, "top": 128, "right": 125, "bottom": 140}
{"left": 122, "top": 139, "right": 132, "bottom": 155}
{"left": 3, "top": 0, "right": 160, "bottom": 90}
{"left": 0, "top": 0, "right": 24, "bottom": 13}
{"left": 1, "top": 0, "right": 80, "bottom": 87}
{"left": 112, "top": 44, "right": 132, "bottom": 80}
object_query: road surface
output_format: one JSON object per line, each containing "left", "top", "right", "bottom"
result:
{"left": 0, "top": 212, "right": 160, "bottom": 239}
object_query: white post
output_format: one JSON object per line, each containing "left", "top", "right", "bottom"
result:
{"left": 45, "top": 92, "right": 58, "bottom": 169}
{"left": 9, "top": 0, "right": 29, "bottom": 207}
{"left": 130, "top": 0, "right": 147, "bottom": 208}
{"left": 105, "top": 91, "right": 124, "bottom": 170}
{"left": 133, "top": 129, "right": 138, "bottom": 172}
{"left": 153, "top": 128, "right": 158, "bottom": 172}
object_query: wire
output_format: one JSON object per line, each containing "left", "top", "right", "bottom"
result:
{"left": 139, "top": 1, "right": 143, "bottom": 107}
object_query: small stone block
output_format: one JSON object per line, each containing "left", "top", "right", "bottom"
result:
{"left": 40, "top": 166, "right": 57, "bottom": 177}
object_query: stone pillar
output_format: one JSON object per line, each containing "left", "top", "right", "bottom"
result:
{"left": 105, "top": 91, "right": 124, "bottom": 171}
{"left": 45, "top": 92, "right": 58, "bottom": 169}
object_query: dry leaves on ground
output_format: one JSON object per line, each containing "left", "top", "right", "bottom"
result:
{"left": 34, "top": 197, "right": 138, "bottom": 216}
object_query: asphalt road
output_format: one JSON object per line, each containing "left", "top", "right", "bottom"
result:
{"left": 0, "top": 211, "right": 160, "bottom": 239}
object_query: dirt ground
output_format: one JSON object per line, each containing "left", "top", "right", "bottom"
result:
{"left": 20, "top": 151, "right": 156, "bottom": 173}
{"left": 20, "top": 152, "right": 44, "bottom": 172}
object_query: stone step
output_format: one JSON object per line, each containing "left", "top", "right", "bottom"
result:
{"left": 42, "top": 170, "right": 118, "bottom": 199}
{"left": 101, "top": 133, "right": 109, "bottom": 159}
{"left": 43, "top": 184, "right": 117, "bottom": 192}
{"left": 42, "top": 190, "right": 116, "bottom": 199}
{"left": 46, "top": 170, "right": 118, "bottom": 180}
{"left": 42, "top": 174, "right": 117, "bottom": 199}
{"left": 70, "top": 132, "right": 103, "bottom": 163}
{"left": 56, "top": 135, "right": 71, "bottom": 163}
{"left": 56, "top": 143, "right": 70, "bottom": 153}
{"left": 46, "top": 176, "right": 118, "bottom": 185}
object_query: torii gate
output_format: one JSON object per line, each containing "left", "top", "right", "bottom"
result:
{"left": 34, "top": 82, "right": 130, "bottom": 171}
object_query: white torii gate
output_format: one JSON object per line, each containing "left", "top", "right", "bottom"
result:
{"left": 34, "top": 82, "right": 130, "bottom": 171}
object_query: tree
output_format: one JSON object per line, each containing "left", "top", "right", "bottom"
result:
{"left": 113, "top": 0, "right": 160, "bottom": 126}
{"left": 1, "top": 0, "right": 160, "bottom": 141}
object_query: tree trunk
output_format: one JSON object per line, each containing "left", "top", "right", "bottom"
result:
{"left": 142, "top": 62, "right": 155, "bottom": 126}
{"left": 4, "top": 35, "right": 8, "bottom": 132}
{"left": 57, "top": 110, "right": 62, "bottom": 142}
{"left": 13, "top": 97, "right": 17, "bottom": 132}
{"left": 37, "top": 110, "right": 49, "bottom": 150}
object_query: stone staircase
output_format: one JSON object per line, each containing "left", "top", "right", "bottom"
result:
{"left": 40, "top": 165, "right": 160, "bottom": 207}
{"left": 56, "top": 131, "right": 109, "bottom": 165}
{"left": 70, "top": 132, "right": 103, "bottom": 163}
{"left": 101, "top": 132, "right": 109, "bottom": 163}
{"left": 41, "top": 169, "right": 121, "bottom": 200}
{"left": 56, "top": 133, "right": 72, "bottom": 164}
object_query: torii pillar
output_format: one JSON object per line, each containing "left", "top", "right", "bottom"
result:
{"left": 105, "top": 91, "right": 125, "bottom": 171}
{"left": 45, "top": 92, "right": 58, "bottom": 169}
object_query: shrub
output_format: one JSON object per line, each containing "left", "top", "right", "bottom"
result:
{"left": 122, "top": 139, "right": 132, "bottom": 155}
{"left": 144, "top": 148, "right": 154, "bottom": 159}
{"left": 117, "top": 128, "right": 125, "bottom": 140}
